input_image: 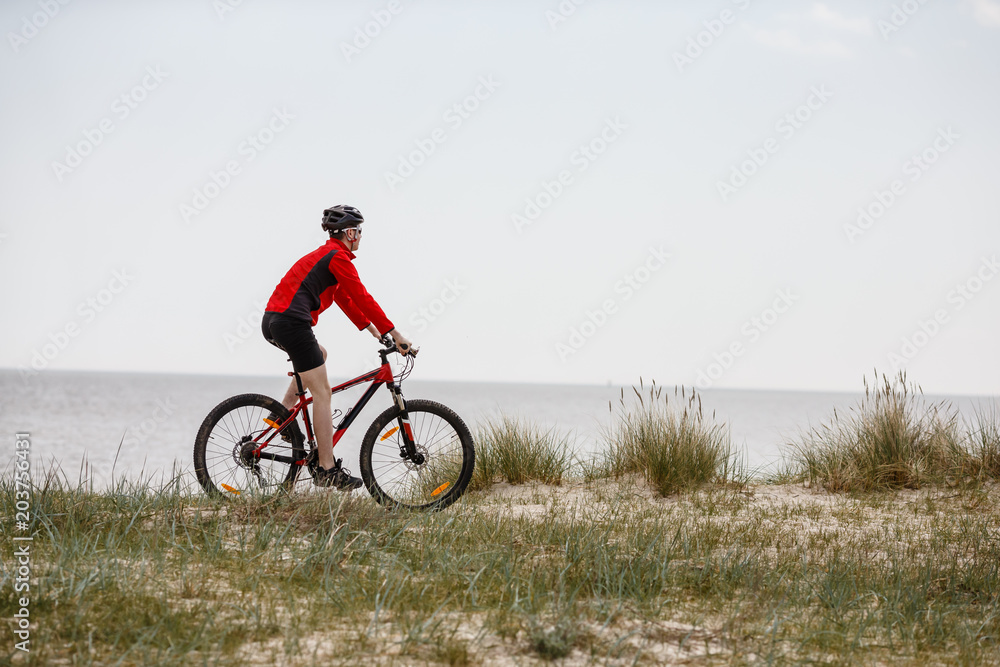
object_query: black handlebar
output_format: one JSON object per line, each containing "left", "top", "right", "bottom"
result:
{"left": 379, "top": 335, "right": 417, "bottom": 359}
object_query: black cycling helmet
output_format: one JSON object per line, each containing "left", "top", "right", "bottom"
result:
{"left": 321, "top": 205, "right": 364, "bottom": 232}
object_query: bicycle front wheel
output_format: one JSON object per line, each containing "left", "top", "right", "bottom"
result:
{"left": 359, "top": 399, "right": 475, "bottom": 510}
{"left": 193, "top": 393, "right": 305, "bottom": 498}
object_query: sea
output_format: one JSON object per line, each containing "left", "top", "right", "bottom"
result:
{"left": 1, "top": 370, "right": 996, "bottom": 490}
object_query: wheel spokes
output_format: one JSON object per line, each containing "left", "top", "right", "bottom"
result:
{"left": 369, "top": 412, "right": 466, "bottom": 506}
{"left": 201, "top": 403, "right": 302, "bottom": 496}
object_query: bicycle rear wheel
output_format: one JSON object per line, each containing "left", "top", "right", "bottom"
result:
{"left": 359, "top": 399, "right": 475, "bottom": 511}
{"left": 193, "top": 393, "right": 306, "bottom": 498}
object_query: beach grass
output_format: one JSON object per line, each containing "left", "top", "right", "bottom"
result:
{"left": 968, "top": 406, "right": 1000, "bottom": 481}
{"left": 4, "top": 379, "right": 999, "bottom": 664}
{"left": 589, "top": 382, "right": 743, "bottom": 496}
{"left": 790, "top": 372, "right": 1000, "bottom": 492}
{"left": 468, "top": 415, "right": 574, "bottom": 491}
{"left": 2, "top": 468, "right": 999, "bottom": 665}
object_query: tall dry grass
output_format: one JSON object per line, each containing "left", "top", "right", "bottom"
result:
{"left": 791, "top": 372, "right": 1000, "bottom": 491}
{"left": 592, "top": 382, "right": 741, "bottom": 496}
{"left": 6, "top": 462, "right": 998, "bottom": 664}
{"left": 468, "top": 415, "right": 574, "bottom": 491}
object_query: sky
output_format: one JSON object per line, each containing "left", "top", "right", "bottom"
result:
{"left": 1, "top": 0, "right": 998, "bottom": 395}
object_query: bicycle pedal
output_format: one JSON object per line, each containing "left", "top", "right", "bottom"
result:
{"left": 305, "top": 449, "right": 318, "bottom": 476}
{"left": 265, "top": 413, "right": 302, "bottom": 444}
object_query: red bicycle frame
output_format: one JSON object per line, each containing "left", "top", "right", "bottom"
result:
{"left": 253, "top": 342, "right": 416, "bottom": 466}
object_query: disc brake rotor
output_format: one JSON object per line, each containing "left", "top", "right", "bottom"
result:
{"left": 403, "top": 444, "right": 429, "bottom": 471}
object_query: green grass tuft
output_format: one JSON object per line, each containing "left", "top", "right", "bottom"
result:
{"left": 591, "top": 381, "right": 741, "bottom": 496}
{"left": 791, "top": 371, "right": 1000, "bottom": 492}
{"left": 3, "top": 459, "right": 999, "bottom": 664}
{"left": 968, "top": 406, "right": 1000, "bottom": 481}
{"left": 469, "top": 415, "right": 574, "bottom": 491}
{"left": 528, "top": 620, "right": 579, "bottom": 661}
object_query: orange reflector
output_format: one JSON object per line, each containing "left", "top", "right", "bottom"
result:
{"left": 431, "top": 482, "right": 450, "bottom": 497}
{"left": 380, "top": 427, "right": 399, "bottom": 441}
{"left": 221, "top": 484, "right": 241, "bottom": 495}
{"left": 263, "top": 418, "right": 281, "bottom": 429}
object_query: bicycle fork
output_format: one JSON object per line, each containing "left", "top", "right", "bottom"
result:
{"left": 388, "top": 384, "right": 424, "bottom": 464}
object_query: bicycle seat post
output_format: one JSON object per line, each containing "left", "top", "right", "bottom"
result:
{"left": 288, "top": 359, "right": 306, "bottom": 397}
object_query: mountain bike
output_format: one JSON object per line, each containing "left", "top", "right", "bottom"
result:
{"left": 193, "top": 335, "right": 475, "bottom": 510}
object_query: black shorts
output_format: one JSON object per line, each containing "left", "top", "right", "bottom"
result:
{"left": 261, "top": 312, "right": 325, "bottom": 373}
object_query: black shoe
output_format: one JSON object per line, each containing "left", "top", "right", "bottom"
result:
{"left": 313, "top": 457, "right": 363, "bottom": 491}
{"left": 265, "top": 412, "right": 302, "bottom": 444}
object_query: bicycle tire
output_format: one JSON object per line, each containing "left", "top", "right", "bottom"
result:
{"left": 359, "top": 399, "right": 475, "bottom": 511}
{"left": 193, "top": 393, "right": 306, "bottom": 498}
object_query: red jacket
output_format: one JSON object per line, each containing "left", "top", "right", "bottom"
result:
{"left": 265, "top": 239, "right": 394, "bottom": 334}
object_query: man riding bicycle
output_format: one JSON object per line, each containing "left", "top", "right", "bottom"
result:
{"left": 261, "top": 205, "right": 415, "bottom": 490}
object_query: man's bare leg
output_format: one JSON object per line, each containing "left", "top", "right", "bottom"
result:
{"left": 280, "top": 345, "right": 327, "bottom": 410}
{"left": 297, "top": 362, "right": 336, "bottom": 470}
{"left": 280, "top": 346, "right": 336, "bottom": 470}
